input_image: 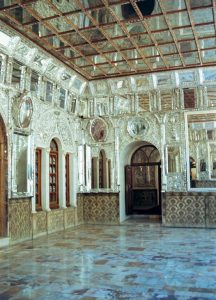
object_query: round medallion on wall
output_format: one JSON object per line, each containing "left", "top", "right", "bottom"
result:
{"left": 90, "top": 118, "right": 108, "bottom": 142}
{"left": 12, "top": 94, "right": 33, "bottom": 128}
{"left": 127, "top": 117, "right": 148, "bottom": 138}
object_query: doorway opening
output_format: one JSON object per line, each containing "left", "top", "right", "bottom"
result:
{"left": 125, "top": 143, "right": 161, "bottom": 216}
{"left": 0, "top": 114, "right": 7, "bottom": 237}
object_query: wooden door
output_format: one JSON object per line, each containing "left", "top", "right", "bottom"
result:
{"left": 125, "top": 144, "right": 161, "bottom": 216}
{"left": 131, "top": 163, "right": 161, "bottom": 214}
{"left": 125, "top": 165, "right": 132, "bottom": 215}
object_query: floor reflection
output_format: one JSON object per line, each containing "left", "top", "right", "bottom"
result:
{"left": 0, "top": 221, "right": 216, "bottom": 299}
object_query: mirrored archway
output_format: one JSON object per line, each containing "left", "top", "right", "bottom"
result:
{"left": 125, "top": 143, "right": 161, "bottom": 215}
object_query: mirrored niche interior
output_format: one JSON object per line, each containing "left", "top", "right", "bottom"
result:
{"left": 187, "top": 111, "right": 216, "bottom": 189}
{"left": 12, "top": 133, "right": 33, "bottom": 196}
{"left": 167, "top": 146, "right": 181, "bottom": 173}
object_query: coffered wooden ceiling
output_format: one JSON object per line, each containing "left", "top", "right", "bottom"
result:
{"left": 0, "top": 0, "right": 215, "bottom": 80}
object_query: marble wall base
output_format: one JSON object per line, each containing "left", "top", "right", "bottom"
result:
{"left": 32, "top": 210, "right": 47, "bottom": 238}
{"left": 163, "top": 192, "right": 216, "bottom": 228}
{"left": 76, "top": 194, "right": 84, "bottom": 225}
{"left": 206, "top": 195, "right": 216, "bottom": 227}
{"left": 9, "top": 196, "right": 84, "bottom": 242}
{"left": 9, "top": 198, "right": 32, "bottom": 241}
{"left": 64, "top": 207, "right": 76, "bottom": 229}
{"left": 82, "top": 193, "right": 119, "bottom": 224}
{"left": 47, "top": 209, "right": 64, "bottom": 234}
{"left": 8, "top": 192, "right": 216, "bottom": 243}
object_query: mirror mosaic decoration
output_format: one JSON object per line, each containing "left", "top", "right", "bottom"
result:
{"left": 167, "top": 146, "right": 181, "bottom": 173}
{"left": 127, "top": 117, "right": 149, "bottom": 138}
{"left": 186, "top": 111, "right": 216, "bottom": 189}
{"left": 0, "top": 23, "right": 87, "bottom": 95}
{"left": 12, "top": 93, "right": 34, "bottom": 129}
{"left": 1, "top": 2, "right": 216, "bottom": 198}
{"left": 12, "top": 133, "right": 33, "bottom": 197}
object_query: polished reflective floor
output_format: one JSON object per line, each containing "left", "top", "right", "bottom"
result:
{"left": 1, "top": 219, "right": 216, "bottom": 299}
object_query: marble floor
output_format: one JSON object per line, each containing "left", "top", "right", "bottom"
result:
{"left": 1, "top": 219, "right": 216, "bottom": 300}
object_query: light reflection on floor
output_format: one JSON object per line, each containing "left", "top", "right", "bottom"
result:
{"left": 0, "top": 218, "right": 216, "bottom": 299}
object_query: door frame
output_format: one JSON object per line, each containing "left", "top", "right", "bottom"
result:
{"left": 125, "top": 144, "right": 161, "bottom": 216}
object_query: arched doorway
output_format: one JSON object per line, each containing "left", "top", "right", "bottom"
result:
{"left": 125, "top": 143, "right": 161, "bottom": 215}
{"left": 0, "top": 115, "right": 7, "bottom": 236}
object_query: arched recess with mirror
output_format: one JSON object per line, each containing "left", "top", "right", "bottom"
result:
{"left": 92, "top": 149, "right": 111, "bottom": 189}
{"left": 0, "top": 114, "right": 7, "bottom": 236}
{"left": 125, "top": 143, "right": 161, "bottom": 215}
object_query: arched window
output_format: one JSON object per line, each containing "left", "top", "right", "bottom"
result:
{"left": 35, "top": 148, "right": 42, "bottom": 210}
{"left": 131, "top": 145, "right": 160, "bottom": 164}
{"left": 49, "top": 139, "right": 59, "bottom": 209}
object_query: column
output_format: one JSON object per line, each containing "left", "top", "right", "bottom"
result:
{"left": 173, "top": 88, "right": 180, "bottom": 109}
{"left": 203, "top": 86, "right": 208, "bottom": 107}
{"left": 108, "top": 159, "right": 112, "bottom": 189}
{"left": 20, "top": 66, "right": 26, "bottom": 92}
{"left": 70, "top": 153, "right": 78, "bottom": 206}
{"left": 31, "top": 147, "right": 36, "bottom": 213}
{"left": 96, "top": 157, "right": 99, "bottom": 189}
{"left": 59, "top": 150, "right": 66, "bottom": 209}
{"left": 38, "top": 75, "right": 44, "bottom": 100}
{"left": 197, "top": 85, "right": 204, "bottom": 108}
{"left": 157, "top": 90, "right": 161, "bottom": 111}
{"left": 134, "top": 93, "right": 139, "bottom": 114}
{"left": 78, "top": 145, "right": 84, "bottom": 191}
{"left": 93, "top": 97, "right": 97, "bottom": 116}
{"left": 103, "top": 157, "right": 108, "bottom": 189}
{"left": 150, "top": 90, "right": 158, "bottom": 112}
{"left": 6, "top": 57, "right": 13, "bottom": 84}
{"left": 91, "top": 157, "right": 98, "bottom": 189}
{"left": 41, "top": 148, "right": 50, "bottom": 211}
{"left": 115, "top": 130, "right": 120, "bottom": 189}
{"left": 131, "top": 94, "right": 135, "bottom": 113}
{"left": 179, "top": 88, "right": 184, "bottom": 109}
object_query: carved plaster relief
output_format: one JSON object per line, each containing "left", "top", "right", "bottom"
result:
{"left": 33, "top": 104, "right": 76, "bottom": 151}
{"left": 118, "top": 113, "right": 160, "bottom": 152}
{"left": 165, "top": 113, "right": 183, "bottom": 143}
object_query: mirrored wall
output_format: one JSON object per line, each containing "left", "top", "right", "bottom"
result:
{"left": 11, "top": 133, "right": 33, "bottom": 197}
{"left": 186, "top": 111, "right": 216, "bottom": 189}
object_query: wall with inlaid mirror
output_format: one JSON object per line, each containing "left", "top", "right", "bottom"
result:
{"left": 166, "top": 146, "right": 181, "bottom": 173}
{"left": 11, "top": 133, "right": 33, "bottom": 196}
{"left": 186, "top": 111, "right": 216, "bottom": 189}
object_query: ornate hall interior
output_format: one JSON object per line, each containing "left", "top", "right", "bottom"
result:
{"left": 0, "top": 0, "right": 216, "bottom": 299}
